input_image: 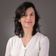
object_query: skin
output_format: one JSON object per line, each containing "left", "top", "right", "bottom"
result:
{"left": 19, "top": 7, "right": 35, "bottom": 47}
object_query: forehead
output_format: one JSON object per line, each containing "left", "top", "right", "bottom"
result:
{"left": 25, "top": 7, "right": 35, "bottom": 13}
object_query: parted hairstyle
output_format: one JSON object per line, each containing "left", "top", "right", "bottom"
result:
{"left": 14, "top": 2, "right": 40, "bottom": 37}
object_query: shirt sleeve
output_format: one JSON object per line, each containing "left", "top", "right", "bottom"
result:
{"left": 39, "top": 36, "right": 50, "bottom": 56}
{"left": 5, "top": 38, "right": 13, "bottom": 56}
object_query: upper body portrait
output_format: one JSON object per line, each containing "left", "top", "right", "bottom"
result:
{"left": 5, "top": 2, "right": 50, "bottom": 56}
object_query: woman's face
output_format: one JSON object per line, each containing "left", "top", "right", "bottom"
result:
{"left": 19, "top": 7, "right": 35, "bottom": 29}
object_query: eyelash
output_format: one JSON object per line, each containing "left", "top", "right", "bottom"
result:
{"left": 24, "top": 13, "right": 34, "bottom": 17}
{"left": 30, "top": 14, "right": 34, "bottom": 16}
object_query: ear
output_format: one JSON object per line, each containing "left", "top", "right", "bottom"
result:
{"left": 18, "top": 19, "right": 21, "bottom": 22}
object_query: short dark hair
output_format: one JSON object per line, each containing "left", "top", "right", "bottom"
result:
{"left": 14, "top": 2, "right": 40, "bottom": 37}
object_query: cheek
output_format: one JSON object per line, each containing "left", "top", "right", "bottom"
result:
{"left": 32, "top": 17, "right": 35, "bottom": 24}
{"left": 20, "top": 19, "right": 25, "bottom": 26}
{"left": 19, "top": 18, "right": 24, "bottom": 23}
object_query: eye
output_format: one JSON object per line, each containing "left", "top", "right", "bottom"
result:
{"left": 22, "top": 13, "right": 27, "bottom": 17}
{"left": 24, "top": 14, "right": 27, "bottom": 17}
{"left": 30, "top": 13, "right": 33, "bottom": 16}
{"left": 21, "top": 14, "right": 27, "bottom": 18}
{"left": 30, "top": 13, "right": 35, "bottom": 16}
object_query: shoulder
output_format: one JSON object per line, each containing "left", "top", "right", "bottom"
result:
{"left": 36, "top": 32, "right": 50, "bottom": 43}
{"left": 7, "top": 35, "right": 20, "bottom": 46}
{"left": 8, "top": 35, "right": 19, "bottom": 41}
{"left": 36, "top": 32, "right": 49, "bottom": 39}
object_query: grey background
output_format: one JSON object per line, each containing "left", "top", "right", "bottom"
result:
{"left": 0, "top": 0, "right": 56, "bottom": 56}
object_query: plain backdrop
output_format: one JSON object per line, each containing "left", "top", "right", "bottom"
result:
{"left": 0, "top": 0, "right": 56, "bottom": 56}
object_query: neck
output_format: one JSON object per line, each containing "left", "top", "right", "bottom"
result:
{"left": 22, "top": 27, "right": 33, "bottom": 38}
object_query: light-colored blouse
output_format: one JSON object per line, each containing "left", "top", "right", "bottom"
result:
{"left": 5, "top": 32, "right": 50, "bottom": 56}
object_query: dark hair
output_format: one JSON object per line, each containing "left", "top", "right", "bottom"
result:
{"left": 14, "top": 2, "right": 40, "bottom": 37}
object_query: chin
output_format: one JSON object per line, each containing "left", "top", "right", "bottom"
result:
{"left": 24, "top": 25, "right": 33, "bottom": 28}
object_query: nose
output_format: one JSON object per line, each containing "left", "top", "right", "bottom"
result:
{"left": 27, "top": 15, "right": 30, "bottom": 20}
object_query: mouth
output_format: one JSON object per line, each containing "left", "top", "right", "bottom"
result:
{"left": 25, "top": 21, "right": 32, "bottom": 24}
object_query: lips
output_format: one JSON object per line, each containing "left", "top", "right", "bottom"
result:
{"left": 25, "top": 21, "right": 32, "bottom": 23}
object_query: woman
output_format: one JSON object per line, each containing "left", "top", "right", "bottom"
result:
{"left": 5, "top": 2, "right": 50, "bottom": 56}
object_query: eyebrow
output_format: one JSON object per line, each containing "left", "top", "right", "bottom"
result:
{"left": 31, "top": 11, "right": 35, "bottom": 13}
{"left": 25, "top": 11, "right": 35, "bottom": 15}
